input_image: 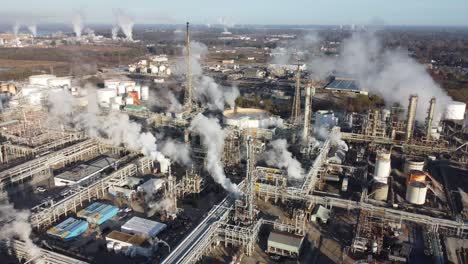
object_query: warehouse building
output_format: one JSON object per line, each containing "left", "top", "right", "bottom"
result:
{"left": 47, "top": 217, "right": 89, "bottom": 240}
{"left": 77, "top": 202, "right": 118, "bottom": 225}
{"left": 121, "top": 216, "right": 167, "bottom": 238}
{"left": 54, "top": 156, "right": 116, "bottom": 186}
{"left": 267, "top": 231, "right": 304, "bottom": 258}
{"left": 324, "top": 77, "right": 368, "bottom": 95}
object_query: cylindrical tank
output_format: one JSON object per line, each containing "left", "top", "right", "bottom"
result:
{"left": 405, "top": 181, "right": 428, "bottom": 205}
{"left": 128, "top": 65, "right": 136, "bottom": 73}
{"left": 128, "top": 91, "right": 139, "bottom": 105}
{"left": 371, "top": 182, "right": 389, "bottom": 201}
{"left": 141, "top": 86, "right": 149, "bottom": 101}
{"left": 114, "top": 243, "right": 122, "bottom": 254}
{"left": 406, "top": 170, "right": 427, "bottom": 185}
{"left": 444, "top": 102, "right": 466, "bottom": 120}
{"left": 159, "top": 65, "right": 166, "bottom": 72}
{"left": 150, "top": 66, "right": 159, "bottom": 73}
{"left": 106, "top": 242, "right": 115, "bottom": 252}
{"left": 97, "top": 88, "right": 117, "bottom": 106}
{"left": 374, "top": 150, "right": 391, "bottom": 184}
{"left": 403, "top": 158, "right": 425, "bottom": 175}
{"left": 166, "top": 68, "right": 172, "bottom": 75}
{"left": 118, "top": 84, "right": 126, "bottom": 95}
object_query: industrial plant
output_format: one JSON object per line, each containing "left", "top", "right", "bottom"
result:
{"left": 0, "top": 8, "right": 467, "bottom": 264}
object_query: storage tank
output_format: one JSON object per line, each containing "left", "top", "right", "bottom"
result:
{"left": 128, "top": 65, "right": 136, "bottom": 73}
{"left": 373, "top": 150, "right": 391, "bottom": 184}
{"left": 29, "top": 74, "right": 56, "bottom": 86}
{"left": 107, "top": 242, "right": 115, "bottom": 252}
{"left": 97, "top": 88, "right": 117, "bottom": 107}
{"left": 125, "top": 97, "right": 134, "bottom": 105}
{"left": 150, "top": 66, "right": 159, "bottom": 74}
{"left": 128, "top": 91, "right": 139, "bottom": 105}
{"left": 141, "top": 86, "right": 149, "bottom": 101}
{"left": 113, "top": 243, "right": 122, "bottom": 254}
{"left": 166, "top": 68, "right": 172, "bottom": 75}
{"left": 118, "top": 84, "right": 126, "bottom": 95}
{"left": 403, "top": 158, "right": 425, "bottom": 175}
{"left": 406, "top": 170, "right": 427, "bottom": 185}
{"left": 405, "top": 181, "right": 428, "bottom": 205}
{"left": 371, "top": 182, "right": 389, "bottom": 201}
{"left": 159, "top": 65, "right": 166, "bottom": 73}
{"left": 444, "top": 102, "right": 466, "bottom": 120}
{"left": 104, "top": 79, "right": 121, "bottom": 89}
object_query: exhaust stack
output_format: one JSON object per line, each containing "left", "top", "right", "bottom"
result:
{"left": 425, "top": 97, "right": 436, "bottom": 140}
{"left": 183, "top": 22, "right": 193, "bottom": 111}
{"left": 290, "top": 64, "right": 301, "bottom": 125}
{"left": 302, "top": 82, "right": 314, "bottom": 142}
{"left": 405, "top": 95, "right": 418, "bottom": 142}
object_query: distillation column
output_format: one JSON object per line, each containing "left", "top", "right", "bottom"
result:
{"left": 425, "top": 97, "right": 436, "bottom": 140}
{"left": 290, "top": 65, "right": 301, "bottom": 125}
{"left": 405, "top": 95, "right": 418, "bottom": 142}
{"left": 302, "top": 82, "right": 314, "bottom": 142}
{"left": 183, "top": 22, "right": 193, "bottom": 111}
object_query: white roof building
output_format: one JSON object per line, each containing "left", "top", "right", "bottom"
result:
{"left": 121, "top": 216, "right": 167, "bottom": 238}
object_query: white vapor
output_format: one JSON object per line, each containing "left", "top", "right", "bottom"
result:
{"left": 263, "top": 139, "right": 304, "bottom": 179}
{"left": 160, "top": 139, "right": 192, "bottom": 167}
{"left": 194, "top": 76, "right": 240, "bottom": 111}
{"left": 115, "top": 10, "right": 134, "bottom": 41}
{"left": 27, "top": 23, "right": 37, "bottom": 37}
{"left": 72, "top": 13, "right": 83, "bottom": 38}
{"left": 189, "top": 114, "right": 239, "bottom": 193}
{"left": 111, "top": 26, "right": 119, "bottom": 40}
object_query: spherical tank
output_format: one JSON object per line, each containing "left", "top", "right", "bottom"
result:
{"left": 405, "top": 181, "right": 428, "bottom": 205}
{"left": 373, "top": 150, "right": 391, "bottom": 184}
{"left": 403, "top": 158, "right": 425, "bottom": 175}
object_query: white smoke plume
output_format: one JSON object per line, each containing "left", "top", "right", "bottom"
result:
{"left": 147, "top": 88, "right": 182, "bottom": 113}
{"left": 270, "top": 33, "right": 321, "bottom": 65}
{"left": 12, "top": 22, "right": 20, "bottom": 37}
{"left": 160, "top": 139, "right": 192, "bottom": 166}
{"left": 306, "top": 32, "right": 453, "bottom": 121}
{"left": 111, "top": 26, "right": 119, "bottom": 40}
{"left": 0, "top": 196, "right": 43, "bottom": 263}
{"left": 263, "top": 139, "right": 304, "bottom": 179}
{"left": 46, "top": 88, "right": 166, "bottom": 163}
{"left": 189, "top": 114, "right": 239, "bottom": 193}
{"left": 194, "top": 76, "right": 240, "bottom": 111}
{"left": 115, "top": 10, "right": 134, "bottom": 41}
{"left": 72, "top": 13, "right": 83, "bottom": 38}
{"left": 27, "top": 23, "right": 37, "bottom": 37}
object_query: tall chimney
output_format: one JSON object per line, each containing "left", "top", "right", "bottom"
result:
{"left": 405, "top": 95, "right": 418, "bottom": 142}
{"left": 425, "top": 97, "right": 436, "bottom": 140}
{"left": 302, "top": 82, "right": 313, "bottom": 142}
{"left": 183, "top": 22, "right": 193, "bottom": 111}
{"left": 290, "top": 64, "right": 301, "bottom": 125}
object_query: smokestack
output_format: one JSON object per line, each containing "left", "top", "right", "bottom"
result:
{"left": 302, "top": 82, "right": 313, "bottom": 142}
{"left": 405, "top": 95, "right": 418, "bottom": 142}
{"left": 290, "top": 64, "right": 301, "bottom": 125}
{"left": 183, "top": 22, "right": 193, "bottom": 111}
{"left": 425, "top": 97, "right": 436, "bottom": 140}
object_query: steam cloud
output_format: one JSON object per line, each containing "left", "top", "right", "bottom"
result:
{"left": 27, "top": 23, "right": 37, "bottom": 37}
{"left": 263, "top": 139, "right": 304, "bottom": 179}
{"left": 160, "top": 139, "right": 192, "bottom": 166}
{"left": 305, "top": 32, "right": 452, "bottom": 121}
{"left": 0, "top": 196, "right": 43, "bottom": 263}
{"left": 147, "top": 88, "right": 182, "bottom": 113}
{"left": 189, "top": 114, "right": 239, "bottom": 193}
{"left": 72, "top": 13, "right": 83, "bottom": 38}
{"left": 115, "top": 10, "right": 134, "bottom": 41}
{"left": 194, "top": 76, "right": 240, "bottom": 111}
{"left": 111, "top": 26, "right": 119, "bottom": 40}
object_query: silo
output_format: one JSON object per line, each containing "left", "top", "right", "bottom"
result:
{"left": 405, "top": 181, "right": 428, "bottom": 205}
{"left": 403, "top": 158, "right": 425, "bottom": 175}
{"left": 371, "top": 182, "right": 389, "bottom": 201}
{"left": 373, "top": 150, "right": 391, "bottom": 184}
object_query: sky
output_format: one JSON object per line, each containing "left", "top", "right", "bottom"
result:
{"left": 1, "top": 0, "right": 468, "bottom": 26}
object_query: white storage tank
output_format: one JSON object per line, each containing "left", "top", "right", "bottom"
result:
{"left": 118, "top": 84, "right": 126, "bottom": 95}
{"left": 97, "top": 88, "right": 117, "bottom": 107}
{"left": 405, "top": 181, "right": 428, "bottom": 205}
{"left": 159, "top": 65, "right": 166, "bottom": 73}
{"left": 403, "top": 158, "right": 425, "bottom": 175}
{"left": 166, "top": 68, "right": 172, "bottom": 75}
{"left": 29, "top": 74, "right": 56, "bottom": 86}
{"left": 141, "top": 86, "right": 149, "bottom": 101}
{"left": 104, "top": 79, "right": 121, "bottom": 89}
{"left": 444, "top": 102, "right": 466, "bottom": 120}
{"left": 107, "top": 242, "right": 115, "bottom": 252}
{"left": 371, "top": 182, "right": 389, "bottom": 201}
{"left": 373, "top": 150, "right": 391, "bottom": 184}
{"left": 150, "top": 66, "right": 159, "bottom": 74}
{"left": 113, "top": 243, "right": 122, "bottom": 254}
